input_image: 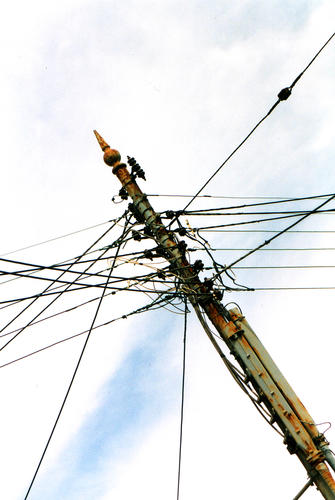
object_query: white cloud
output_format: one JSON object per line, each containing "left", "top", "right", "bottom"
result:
{"left": 1, "top": 1, "right": 335, "bottom": 499}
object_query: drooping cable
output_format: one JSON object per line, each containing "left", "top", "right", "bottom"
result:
{"left": 0, "top": 294, "right": 178, "bottom": 370}
{"left": 177, "top": 298, "right": 188, "bottom": 500}
{"left": 0, "top": 220, "right": 111, "bottom": 257}
{"left": 23, "top": 215, "right": 131, "bottom": 499}
{"left": 217, "top": 193, "right": 335, "bottom": 276}
{"left": 173, "top": 31, "right": 335, "bottom": 217}
{"left": 0, "top": 215, "right": 125, "bottom": 344}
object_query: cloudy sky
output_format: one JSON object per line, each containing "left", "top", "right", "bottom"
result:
{"left": 1, "top": 1, "right": 335, "bottom": 499}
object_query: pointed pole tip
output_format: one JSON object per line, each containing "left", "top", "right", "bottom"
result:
{"left": 93, "top": 130, "right": 109, "bottom": 152}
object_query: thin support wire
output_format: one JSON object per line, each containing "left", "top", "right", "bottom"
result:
{"left": 177, "top": 298, "right": 188, "bottom": 500}
{"left": 24, "top": 217, "right": 130, "bottom": 499}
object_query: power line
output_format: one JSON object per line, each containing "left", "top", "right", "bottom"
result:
{"left": 219, "top": 194, "right": 335, "bottom": 274}
{"left": 181, "top": 193, "right": 335, "bottom": 213}
{"left": 175, "top": 31, "right": 335, "bottom": 215}
{"left": 0, "top": 220, "right": 111, "bottom": 257}
{"left": 23, "top": 215, "right": 131, "bottom": 499}
{"left": 231, "top": 265, "right": 335, "bottom": 270}
{"left": 147, "top": 194, "right": 319, "bottom": 200}
{"left": 196, "top": 211, "right": 331, "bottom": 231}
{"left": 240, "top": 287, "right": 335, "bottom": 291}
{"left": 0, "top": 216, "right": 127, "bottom": 350}
{"left": 177, "top": 299, "right": 188, "bottom": 500}
{"left": 183, "top": 210, "right": 335, "bottom": 217}
{"left": 0, "top": 294, "right": 174, "bottom": 370}
{"left": 200, "top": 229, "right": 335, "bottom": 234}
{"left": 192, "top": 247, "right": 335, "bottom": 252}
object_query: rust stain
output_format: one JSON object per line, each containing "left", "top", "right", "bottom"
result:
{"left": 315, "top": 462, "right": 335, "bottom": 490}
{"left": 93, "top": 130, "right": 122, "bottom": 168}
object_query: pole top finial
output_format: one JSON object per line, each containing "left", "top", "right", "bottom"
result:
{"left": 93, "top": 130, "right": 121, "bottom": 167}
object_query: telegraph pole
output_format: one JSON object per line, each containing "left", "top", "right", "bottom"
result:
{"left": 94, "top": 130, "right": 335, "bottom": 499}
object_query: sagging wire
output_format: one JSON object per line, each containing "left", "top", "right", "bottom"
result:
{"left": 0, "top": 220, "right": 113, "bottom": 257}
{"left": 179, "top": 192, "right": 335, "bottom": 214}
{"left": 24, "top": 213, "right": 132, "bottom": 499}
{"left": 0, "top": 289, "right": 120, "bottom": 340}
{"left": 0, "top": 213, "right": 129, "bottom": 351}
{"left": 171, "top": 31, "right": 335, "bottom": 218}
{"left": 177, "top": 297, "right": 189, "bottom": 500}
{"left": 215, "top": 193, "right": 335, "bottom": 279}
{"left": 194, "top": 304, "right": 284, "bottom": 437}
{"left": 193, "top": 211, "right": 329, "bottom": 231}
{"left": 0, "top": 219, "right": 152, "bottom": 310}
{"left": 0, "top": 288, "right": 175, "bottom": 371}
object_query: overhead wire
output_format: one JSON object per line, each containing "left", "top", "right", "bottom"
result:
{"left": 217, "top": 193, "right": 335, "bottom": 276}
{"left": 200, "top": 229, "right": 335, "bottom": 234}
{"left": 0, "top": 214, "right": 128, "bottom": 350}
{"left": 193, "top": 304, "right": 284, "bottom": 437}
{"left": 176, "top": 298, "right": 188, "bottom": 500}
{"left": 180, "top": 192, "right": 335, "bottom": 213}
{"left": 175, "top": 31, "right": 335, "bottom": 215}
{"left": 0, "top": 220, "right": 112, "bottom": 257}
{"left": 189, "top": 247, "right": 335, "bottom": 252}
{"left": 24, "top": 214, "right": 131, "bottom": 499}
{"left": 0, "top": 293, "right": 178, "bottom": 370}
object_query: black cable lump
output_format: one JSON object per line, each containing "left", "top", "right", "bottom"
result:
{"left": 174, "top": 31, "right": 335, "bottom": 218}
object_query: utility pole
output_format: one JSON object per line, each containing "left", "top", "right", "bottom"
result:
{"left": 94, "top": 130, "right": 335, "bottom": 499}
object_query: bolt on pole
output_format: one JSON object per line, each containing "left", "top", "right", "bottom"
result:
{"left": 94, "top": 131, "right": 335, "bottom": 499}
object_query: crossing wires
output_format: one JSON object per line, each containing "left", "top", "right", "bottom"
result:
{"left": 177, "top": 31, "right": 335, "bottom": 216}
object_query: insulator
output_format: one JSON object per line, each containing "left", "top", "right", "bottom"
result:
{"left": 178, "top": 240, "right": 187, "bottom": 253}
{"left": 277, "top": 87, "right": 291, "bottom": 101}
{"left": 128, "top": 202, "right": 145, "bottom": 223}
{"left": 193, "top": 259, "right": 204, "bottom": 273}
{"left": 203, "top": 278, "right": 214, "bottom": 290}
{"left": 132, "top": 230, "right": 141, "bottom": 241}
{"left": 156, "top": 247, "right": 167, "bottom": 258}
{"left": 213, "top": 289, "right": 223, "bottom": 301}
{"left": 142, "top": 226, "right": 152, "bottom": 238}
{"left": 137, "top": 169, "right": 146, "bottom": 180}
{"left": 119, "top": 187, "right": 128, "bottom": 200}
{"left": 176, "top": 227, "right": 187, "bottom": 236}
{"left": 127, "top": 156, "right": 137, "bottom": 167}
{"left": 143, "top": 250, "right": 154, "bottom": 261}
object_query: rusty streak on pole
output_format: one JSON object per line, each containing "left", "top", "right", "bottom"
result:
{"left": 94, "top": 131, "right": 335, "bottom": 499}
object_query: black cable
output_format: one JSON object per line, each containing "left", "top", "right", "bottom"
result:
{"left": 171, "top": 31, "right": 335, "bottom": 218}
{"left": 0, "top": 290, "right": 118, "bottom": 339}
{"left": 23, "top": 215, "right": 131, "bottom": 499}
{"left": 196, "top": 211, "right": 331, "bottom": 231}
{"left": 147, "top": 194, "right": 308, "bottom": 200}
{"left": 0, "top": 284, "right": 179, "bottom": 306}
{"left": 0, "top": 248, "right": 110, "bottom": 342}
{"left": 241, "top": 287, "right": 335, "bottom": 291}
{"left": 190, "top": 247, "right": 335, "bottom": 252}
{"left": 0, "top": 220, "right": 111, "bottom": 257}
{"left": 177, "top": 298, "right": 188, "bottom": 500}
{"left": 219, "top": 193, "right": 335, "bottom": 275}
{"left": 0, "top": 294, "right": 175, "bottom": 370}
{"left": 182, "top": 209, "right": 335, "bottom": 217}
{"left": 231, "top": 265, "right": 335, "bottom": 270}
{"left": 201, "top": 229, "right": 335, "bottom": 234}
{"left": 0, "top": 216, "right": 125, "bottom": 343}
{"left": 181, "top": 192, "right": 335, "bottom": 214}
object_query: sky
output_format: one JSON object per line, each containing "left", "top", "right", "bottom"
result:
{"left": 1, "top": 1, "right": 335, "bottom": 499}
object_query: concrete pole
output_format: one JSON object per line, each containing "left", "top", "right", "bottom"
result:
{"left": 94, "top": 131, "right": 335, "bottom": 499}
